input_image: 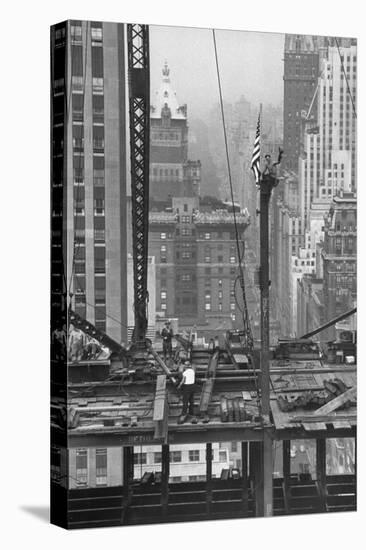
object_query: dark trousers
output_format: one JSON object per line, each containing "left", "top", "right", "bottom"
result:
{"left": 163, "top": 340, "right": 172, "bottom": 358}
{"left": 182, "top": 384, "right": 195, "bottom": 416}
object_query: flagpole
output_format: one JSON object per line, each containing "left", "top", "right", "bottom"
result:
{"left": 259, "top": 106, "right": 279, "bottom": 517}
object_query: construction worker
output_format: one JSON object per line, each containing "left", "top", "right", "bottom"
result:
{"left": 68, "top": 324, "right": 84, "bottom": 363}
{"left": 161, "top": 321, "right": 173, "bottom": 360}
{"left": 52, "top": 324, "right": 66, "bottom": 361}
{"left": 177, "top": 360, "right": 196, "bottom": 423}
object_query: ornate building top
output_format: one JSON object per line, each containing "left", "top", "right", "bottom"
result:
{"left": 151, "top": 62, "right": 187, "bottom": 120}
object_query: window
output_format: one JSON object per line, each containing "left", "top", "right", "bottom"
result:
{"left": 218, "top": 255, "right": 223, "bottom": 263}
{"left": 182, "top": 228, "right": 191, "bottom": 236}
{"left": 96, "top": 448, "right": 107, "bottom": 486}
{"left": 154, "top": 452, "right": 162, "bottom": 464}
{"left": 160, "top": 244, "right": 167, "bottom": 253}
{"left": 94, "top": 198, "right": 105, "bottom": 215}
{"left": 182, "top": 215, "right": 190, "bottom": 223}
{"left": 161, "top": 232, "right": 166, "bottom": 240}
{"left": 134, "top": 453, "right": 147, "bottom": 465}
{"left": 189, "top": 450, "right": 200, "bottom": 462}
{"left": 92, "top": 94, "right": 104, "bottom": 121}
{"left": 91, "top": 27, "right": 103, "bottom": 43}
{"left": 230, "top": 303, "right": 236, "bottom": 311}
{"left": 231, "top": 442, "right": 238, "bottom": 452}
{"left": 170, "top": 476, "right": 182, "bottom": 483}
{"left": 92, "top": 77, "right": 104, "bottom": 93}
{"left": 219, "top": 450, "right": 227, "bottom": 462}
{"left": 182, "top": 274, "right": 191, "bottom": 282}
{"left": 72, "top": 75, "right": 83, "bottom": 91}
{"left": 71, "top": 25, "right": 82, "bottom": 43}
{"left": 204, "top": 233, "right": 211, "bottom": 240}
{"left": 93, "top": 168, "right": 104, "bottom": 186}
{"left": 170, "top": 451, "right": 182, "bottom": 463}
{"left": 160, "top": 291, "right": 167, "bottom": 300}
{"left": 76, "top": 449, "right": 88, "bottom": 485}
{"left": 74, "top": 167, "right": 84, "bottom": 184}
{"left": 205, "top": 303, "right": 211, "bottom": 311}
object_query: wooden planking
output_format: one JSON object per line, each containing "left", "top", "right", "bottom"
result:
{"left": 200, "top": 379, "right": 215, "bottom": 413}
{"left": 153, "top": 375, "right": 167, "bottom": 422}
{"left": 332, "top": 420, "right": 352, "bottom": 429}
{"left": 303, "top": 422, "right": 326, "bottom": 431}
{"left": 242, "top": 391, "right": 252, "bottom": 401}
{"left": 290, "top": 413, "right": 356, "bottom": 424}
{"left": 312, "top": 387, "right": 356, "bottom": 416}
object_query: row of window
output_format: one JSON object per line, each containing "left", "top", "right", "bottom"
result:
{"left": 134, "top": 449, "right": 228, "bottom": 465}
{"left": 75, "top": 448, "right": 107, "bottom": 486}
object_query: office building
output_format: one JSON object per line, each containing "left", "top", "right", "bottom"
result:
{"left": 51, "top": 21, "right": 128, "bottom": 343}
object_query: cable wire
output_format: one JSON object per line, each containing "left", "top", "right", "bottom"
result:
{"left": 212, "top": 29, "right": 253, "bottom": 350}
{"left": 334, "top": 37, "right": 357, "bottom": 119}
{"left": 212, "top": 29, "right": 260, "bottom": 408}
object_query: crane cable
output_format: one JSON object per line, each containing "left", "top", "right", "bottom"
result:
{"left": 212, "top": 30, "right": 261, "bottom": 410}
{"left": 212, "top": 29, "right": 253, "bottom": 350}
{"left": 334, "top": 37, "right": 357, "bottom": 119}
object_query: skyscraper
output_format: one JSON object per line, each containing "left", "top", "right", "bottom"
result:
{"left": 283, "top": 35, "right": 319, "bottom": 173}
{"left": 51, "top": 20, "right": 128, "bottom": 343}
{"left": 299, "top": 38, "right": 357, "bottom": 230}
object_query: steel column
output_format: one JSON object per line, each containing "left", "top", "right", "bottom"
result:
{"left": 316, "top": 438, "right": 327, "bottom": 511}
{"left": 127, "top": 24, "right": 150, "bottom": 345}
{"left": 206, "top": 443, "right": 213, "bottom": 516}
{"left": 241, "top": 442, "right": 248, "bottom": 513}
{"left": 161, "top": 444, "right": 170, "bottom": 513}
{"left": 259, "top": 175, "right": 275, "bottom": 517}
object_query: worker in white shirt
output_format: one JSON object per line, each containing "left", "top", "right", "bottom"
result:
{"left": 177, "top": 360, "right": 196, "bottom": 422}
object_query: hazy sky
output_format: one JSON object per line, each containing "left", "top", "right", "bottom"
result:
{"left": 150, "top": 25, "right": 284, "bottom": 119}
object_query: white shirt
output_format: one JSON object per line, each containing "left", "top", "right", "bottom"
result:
{"left": 183, "top": 367, "right": 195, "bottom": 385}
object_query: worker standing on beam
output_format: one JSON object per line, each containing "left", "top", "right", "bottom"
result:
{"left": 161, "top": 320, "right": 173, "bottom": 360}
{"left": 177, "top": 360, "right": 196, "bottom": 424}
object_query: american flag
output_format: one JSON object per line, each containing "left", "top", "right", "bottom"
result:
{"left": 251, "top": 113, "right": 261, "bottom": 184}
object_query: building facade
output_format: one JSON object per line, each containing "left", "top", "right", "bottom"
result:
{"left": 298, "top": 38, "right": 357, "bottom": 231}
{"left": 283, "top": 35, "right": 320, "bottom": 173}
{"left": 68, "top": 443, "right": 231, "bottom": 488}
{"left": 150, "top": 62, "right": 201, "bottom": 201}
{"left": 149, "top": 198, "right": 250, "bottom": 334}
{"left": 52, "top": 21, "right": 128, "bottom": 343}
{"left": 322, "top": 193, "right": 357, "bottom": 340}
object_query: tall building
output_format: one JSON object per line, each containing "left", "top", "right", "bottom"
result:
{"left": 149, "top": 197, "right": 250, "bottom": 334}
{"left": 322, "top": 193, "right": 357, "bottom": 340}
{"left": 51, "top": 21, "right": 128, "bottom": 343}
{"left": 150, "top": 62, "right": 201, "bottom": 200}
{"left": 283, "top": 35, "right": 320, "bottom": 173}
{"left": 299, "top": 38, "right": 357, "bottom": 231}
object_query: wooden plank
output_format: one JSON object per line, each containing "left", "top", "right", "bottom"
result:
{"left": 199, "top": 379, "right": 214, "bottom": 413}
{"left": 199, "top": 351, "right": 219, "bottom": 415}
{"left": 333, "top": 420, "right": 352, "bottom": 429}
{"left": 153, "top": 375, "right": 167, "bottom": 421}
{"left": 242, "top": 391, "right": 252, "bottom": 401}
{"left": 312, "top": 386, "right": 356, "bottom": 416}
{"left": 290, "top": 413, "right": 356, "bottom": 424}
{"left": 303, "top": 422, "right": 326, "bottom": 431}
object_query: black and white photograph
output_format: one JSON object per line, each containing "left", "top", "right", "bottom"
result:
{"left": 49, "top": 18, "right": 358, "bottom": 530}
